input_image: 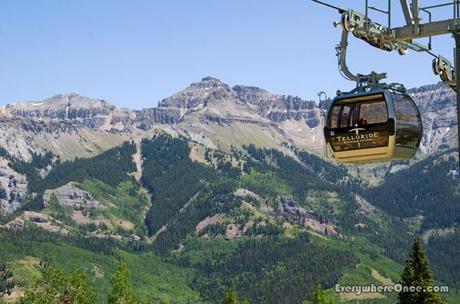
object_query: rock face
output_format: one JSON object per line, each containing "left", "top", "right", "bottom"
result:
{"left": 233, "top": 85, "right": 320, "bottom": 127}
{"left": 22, "top": 211, "right": 70, "bottom": 234}
{"left": 408, "top": 83, "right": 458, "bottom": 157}
{"left": 0, "top": 158, "right": 28, "bottom": 215}
{"left": 43, "top": 183, "right": 105, "bottom": 212}
{"left": 134, "top": 108, "right": 182, "bottom": 129}
{"left": 2, "top": 218, "right": 25, "bottom": 231}
{"left": 278, "top": 196, "right": 337, "bottom": 236}
{"left": 7, "top": 93, "right": 115, "bottom": 120}
{"left": 24, "top": 211, "right": 49, "bottom": 223}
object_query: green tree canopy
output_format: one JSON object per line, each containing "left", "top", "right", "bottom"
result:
{"left": 109, "top": 260, "right": 136, "bottom": 304}
{"left": 222, "top": 287, "right": 239, "bottom": 304}
{"left": 20, "top": 262, "right": 96, "bottom": 304}
{"left": 305, "top": 284, "right": 335, "bottom": 304}
{"left": 398, "top": 238, "right": 445, "bottom": 304}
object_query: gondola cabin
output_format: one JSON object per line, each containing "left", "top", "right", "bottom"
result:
{"left": 324, "top": 85, "right": 422, "bottom": 163}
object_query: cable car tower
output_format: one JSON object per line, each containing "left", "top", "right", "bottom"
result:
{"left": 313, "top": 0, "right": 460, "bottom": 166}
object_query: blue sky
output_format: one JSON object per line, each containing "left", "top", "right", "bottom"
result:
{"left": 0, "top": 0, "right": 455, "bottom": 108}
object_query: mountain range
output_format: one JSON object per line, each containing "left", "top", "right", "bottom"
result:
{"left": 2, "top": 77, "right": 457, "bottom": 159}
{"left": 0, "top": 77, "right": 458, "bottom": 303}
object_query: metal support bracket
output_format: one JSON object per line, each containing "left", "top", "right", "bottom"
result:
{"left": 336, "top": 29, "right": 387, "bottom": 86}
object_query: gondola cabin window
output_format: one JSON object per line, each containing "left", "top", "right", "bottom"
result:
{"left": 340, "top": 105, "right": 353, "bottom": 128}
{"left": 392, "top": 93, "right": 422, "bottom": 149}
{"left": 359, "top": 101, "right": 388, "bottom": 125}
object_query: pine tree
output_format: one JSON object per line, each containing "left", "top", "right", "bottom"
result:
{"left": 222, "top": 287, "right": 239, "bottom": 304}
{"left": 398, "top": 238, "right": 445, "bottom": 304}
{"left": 314, "top": 284, "right": 335, "bottom": 304}
{"left": 68, "top": 270, "right": 96, "bottom": 304}
{"left": 304, "top": 284, "right": 335, "bottom": 304}
{"left": 109, "top": 261, "right": 136, "bottom": 304}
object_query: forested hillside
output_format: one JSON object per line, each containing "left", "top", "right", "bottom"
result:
{"left": 366, "top": 150, "right": 459, "bottom": 230}
{"left": 0, "top": 132, "right": 458, "bottom": 303}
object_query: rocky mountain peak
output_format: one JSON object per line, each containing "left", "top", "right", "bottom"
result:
{"left": 191, "top": 76, "right": 227, "bottom": 89}
{"left": 6, "top": 93, "right": 115, "bottom": 120}
{"left": 159, "top": 76, "right": 238, "bottom": 109}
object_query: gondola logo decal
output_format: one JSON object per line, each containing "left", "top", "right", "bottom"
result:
{"left": 329, "top": 126, "right": 388, "bottom": 151}
{"left": 348, "top": 128, "right": 366, "bottom": 135}
{"left": 335, "top": 131, "right": 381, "bottom": 144}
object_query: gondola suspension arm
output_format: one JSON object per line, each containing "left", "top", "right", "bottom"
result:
{"left": 335, "top": 27, "right": 387, "bottom": 87}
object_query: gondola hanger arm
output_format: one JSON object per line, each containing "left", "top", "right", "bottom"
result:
{"left": 335, "top": 27, "right": 387, "bottom": 87}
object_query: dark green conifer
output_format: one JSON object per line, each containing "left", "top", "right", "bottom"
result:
{"left": 109, "top": 260, "right": 136, "bottom": 304}
{"left": 398, "top": 238, "right": 445, "bottom": 304}
{"left": 222, "top": 287, "right": 240, "bottom": 304}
